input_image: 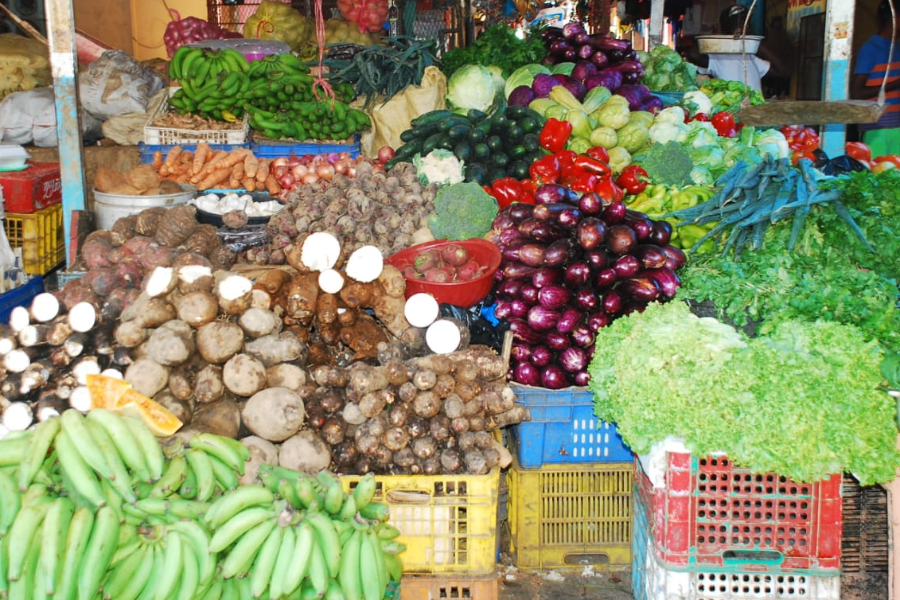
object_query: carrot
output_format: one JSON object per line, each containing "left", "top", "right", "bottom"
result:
{"left": 179, "top": 150, "right": 194, "bottom": 165}
{"left": 164, "top": 146, "right": 183, "bottom": 169}
{"left": 244, "top": 153, "right": 259, "bottom": 180}
{"left": 197, "top": 168, "right": 232, "bottom": 191}
{"left": 216, "top": 149, "right": 249, "bottom": 171}
{"left": 231, "top": 161, "right": 244, "bottom": 182}
{"left": 255, "top": 158, "right": 270, "bottom": 184}
{"left": 264, "top": 174, "right": 281, "bottom": 195}
{"left": 241, "top": 176, "right": 258, "bottom": 192}
{"left": 192, "top": 142, "right": 211, "bottom": 176}
{"left": 152, "top": 151, "right": 164, "bottom": 171}
{"left": 191, "top": 150, "right": 229, "bottom": 184}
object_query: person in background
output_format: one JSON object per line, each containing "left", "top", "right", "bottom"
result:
{"left": 759, "top": 17, "right": 794, "bottom": 97}
{"left": 851, "top": 0, "right": 900, "bottom": 158}
{"left": 689, "top": 4, "right": 784, "bottom": 94}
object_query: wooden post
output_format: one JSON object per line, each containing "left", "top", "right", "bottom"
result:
{"left": 45, "top": 0, "right": 87, "bottom": 268}
{"left": 648, "top": 0, "right": 665, "bottom": 50}
{"left": 819, "top": 0, "right": 854, "bottom": 157}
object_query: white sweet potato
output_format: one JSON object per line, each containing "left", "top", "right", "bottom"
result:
{"left": 266, "top": 363, "right": 306, "bottom": 391}
{"left": 238, "top": 308, "right": 279, "bottom": 338}
{"left": 216, "top": 274, "right": 253, "bottom": 315}
{"left": 143, "top": 266, "right": 177, "bottom": 298}
{"left": 195, "top": 321, "right": 244, "bottom": 364}
{"left": 239, "top": 436, "right": 279, "bottom": 485}
{"left": 278, "top": 429, "right": 331, "bottom": 474}
{"left": 176, "top": 291, "right": 219, "bottom": 328}
{"left": 241, "top": 387, "right": 305, "bottom": 442}
{"left": 125, "top": 358, "right": 170, "bottom": 398}
{"left": 222, "top": 353, "right": 267, "bottom": 397}
{"left": 191, "top": 397, "right": 241, "bottom": 438}
{"left": 243, "top": 331, "right": 306, "bottom": 367}
{"left": 194, "top": 363, "right": 225, "bottom": 404}
{"left": 145, "top": 322, "right": 194, "bottom": 366}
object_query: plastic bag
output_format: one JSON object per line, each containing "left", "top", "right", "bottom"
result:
{"left": 243, "top": 1, "right": 313, "bottom": 52}
{"left": 78, "top": 50, "right": 165, "bottom": 121}
{"left": 101, "top": 88, "right": 168, "bottom": 146}
{"left": 0, "top": 34, "right": 51, "bottom": 102}
{"left": 359, "top": 65, "right": 447, "bottom": 157}
{"left": 439, "top": 295, "right": 509, "bottom": 352}
{"left": 0, "top": 87, "right": 102, "bottom": 147}
{"left": 337, "top": 0, "right": 390, "bottom": 33}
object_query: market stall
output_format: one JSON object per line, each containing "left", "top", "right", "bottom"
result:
{"left": 0, "top": 3, "right": 899, "bottom": 599}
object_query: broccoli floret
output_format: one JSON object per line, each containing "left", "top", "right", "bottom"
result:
{"left": 428, "top": 182, "right": 499, "bottom": 241}
{"left": 637, "top": 141, "right": 694, "bottom": 187}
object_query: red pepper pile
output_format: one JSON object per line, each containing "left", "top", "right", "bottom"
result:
{"left": 780, "top": 125, "right": 820, "bottom": 164}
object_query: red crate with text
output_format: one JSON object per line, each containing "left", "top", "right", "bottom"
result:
{"left": 0, "top": 162, "right": 62, "bottom": 214}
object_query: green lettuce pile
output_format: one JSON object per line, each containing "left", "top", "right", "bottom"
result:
{"left": 589, "top": 300, "right": 900, "bottom": 485}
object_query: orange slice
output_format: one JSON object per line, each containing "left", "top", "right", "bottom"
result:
{"left": 115, "top": 388, "right": 184, "bottom": 437}
{"left": 86, "top": 374, "right": 132, "bottom": 410}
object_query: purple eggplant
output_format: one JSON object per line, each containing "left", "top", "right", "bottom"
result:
{"left": 587, "top": 311, "right": 611, "bottom": 331}
{"left": 571, "top": 323, "right": 595, "bottom": 347}
{"left": 502, "top": 261, "right": 538, "bottom": 280}
{"left": 544, "top": 238, "right": 576, "bottom": 267}
{"left": 559, "top": 347, "right": 588, "bottom": 373}
{"left": 496, "top": 279, "right": 524, "bottom": 299}
{"left": 589, "top": 34, "right": 631, "bottom": 53}
{"left": 574, "top": 287, "right": 599, "bottom": 311}
{"left": 518, "top": 218, "right": 541, "bottom": 237}
{"left": 521, "top": 284, "right": 539, "bottom": 305}
{"left": 577, "top": 43, "right": 595, "bottom": 60}
{"left": 549, "top": 39, "right": 572, "bottom": 57}
{"left": 509, "top": 299, "right": 530, "bottom": 318}
{"left": 642, "top": 267, "right": 681, "bottom": 298}
{"left": 494, "top": 301, "right": 513, "bottom": 320}
{"left": 518, "top": 243, "right": 546, "bottom": 267}
{"left": 640, "top": 96, "right": 664, "bottom": 113}
{"left": 509, "top": 318, "right": 542, "bottom": 345}
{"left": 576, "top": 217, "right": 608, "bottom": 250}
{"left": 624, "top": 211, "right": 653, "bottom": 240}
{"left": 606, "top": 224, "right": 637, "bottom": 255}
{"left": 618, "top": 275, "right": 660, "bottom": 302}
{"left": 493, "top": 211, "right": 516, "bottom": 231}
{"left": 573, "top": 370, "right": 591, "bottom": 386}
{"left": 533, "top": 266, "right": 563, "bottom": 289}
{"left": 511, "top": 344, "right": 532, "bottom": 363}
{"left": 514, "top": 361, "right": 541, "bottom": 386}
{"left": 541, "top": 365, "right": 570, "bottom": 390}
{"left": 545, "top": 332, "right": 571, "bottom": 351}
{"left": 564, "top": 48, "right": 578, "bottom": 61}
{"left": 662, "top": 245, "right": 687, "bottom": 270}
{"left": 585, "top": 68, "right": 620, "bottom": 90}
{"left": 501, "top": 240, "right": 526, "bottom": 262}
{"left": 589, "top": 52, "right": 610, "bottom": 70}
{"left": 649, "top": 220, "right": 673, "bottom": 246}
{"left": 541, "top": 27, "right": 564, "bottom": 41}
{"left": 602, "top": 201, "right": 627, "bottom": 224}
{"left": 535, "top": 183, "right": 570, "bottom": 205}
{"left": 558, "top": 208, "right": 582, "bottom": 228}
{"left": 538, "top": 285, "right": 571, "bottom": 310}
{"left": 564, "top": 261, "right": 591, "bottom": 287}
{"left": 603, "top": 290, "right": 623, "bottom": 314}
{"left": 508, "top": 85, "right": 536, "bottom": 107}
{"left": 557, "top": 307, "right": 582, "bottom": 334}
{"left": 595, "top": 267, "right": 618, "bottom": 288}
{"left": 531, "top": 222, "right": 565, "bottom": 243}
{"left": 562, "top": 21, "right": 587, "bottom": 40}
{"left": 633, "top": 244, "right": 669, "bottom": 269}
{"left": 552, "top": 75, "right": 587, "bottom": 101}
{"left": 578, "top": 192, "right": 605, "bottom": 215}
{"left": 508, "top": 202, "right": 535, "bottom": 222}
{"left": 572, "top": 60, "right": 598, "bottom": 82}
{"left": 528, "top": 305, "right": 561, "bottom": 332}
{"left": 613, "top": 254, "right": 641, "bottom": 278}
{"left": 533, "top": 203, "right": 569, "bottom": 222}
{"left": 585, "top": 249, "right": 609, "bottom": 270}
{"left": 574, "top": 32, "right": 591, "bottom": 46}
{"left": 611, "top": 60, "right": 644, "bottom": 77}
{"left": 530, "top": 345, "right": 553, "bottom": 367}
{"left": 605, "top": 48, "right": 626, "bottom": 63}
{"left": 499, "top": 227, "right": 523, "bottom": 246}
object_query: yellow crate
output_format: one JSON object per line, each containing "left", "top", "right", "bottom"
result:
{"left": 399, "top": 574, "right": 499, "bottom": 600}
{"left": 341, "top": 468, "right": 500, "bottom": 576}
{"left": 4, "top": 204, "right": 65, "bottom": 275}
{"left": 508, "top": 455, "right": 633, "bottom": 571}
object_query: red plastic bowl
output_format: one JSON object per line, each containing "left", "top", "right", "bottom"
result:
{"left": 386, "top": 238, "right": 501, "bottom": 308}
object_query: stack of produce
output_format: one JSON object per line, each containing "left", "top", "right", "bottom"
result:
{"left": 243, "top": 0, "right": 314, "bottom": 52}
{"left": 167, "top": 46, "right": 370, "bottom": 139}
{"left": 162, "top": 13, "right": 241, "bottom": 57}
{"left": 440, "top": 23, "right": 548, "bottom": 79}
{"left": 0, "top": 407, "right": 403, "bottom": 599}
{"left": 636, "top": 45, "right": 699, "bottom": 93}
{"left": 623, "top": 182, "right": 717, "bottom": 251}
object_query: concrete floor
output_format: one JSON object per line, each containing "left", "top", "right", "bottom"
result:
{"left": 496, "top": 563, "right": 634, "bottom": 600}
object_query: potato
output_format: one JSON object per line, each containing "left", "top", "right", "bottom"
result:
{"left": 266, "top": 363, "right": 306, "bottom": 391}
{"left": 278, "top": 429, "right": 331, "bottom": 474}
{"left": 176, "top": 291, "right": 219, "bottom": 328}
{"left": 239, "top": 436, "right": 279, "bottom": 485}
{"left": 243, "top": 331, "right": 306, "bottom": 367}
{"left": 238, "top": 308, "right": 280, "bottom": 338}
{"left": 153, "top": 390, "right": 192, "bottom": 425}
{"left": 196, "top": 321, "right": 244, "bottom": 364}
{"left": 222, "top": 353, "right": 267, "bottom": 397}
{"left": 241, "top": 387, "right": 305, "bottom": 442}
{"left": 145, "top": 324, "right": 194, "bottom": 366}
{"left": 191, "top": 397, "right": 241, "bottom": 438}
{"left": 125, "top": 358, "right": 170, "bottom": 398}
{"left": 216, "top": 274, "right": 253, "bottom": 315}
{"left": 194, "top": 364, "right": 225, "bottom": 404}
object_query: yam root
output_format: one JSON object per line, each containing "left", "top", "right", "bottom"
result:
{"left": 195, "top": 321, "right": 244, "bottom": 364}
{"left": 243, "top": 331, "right": 307, "bottom": 368}
{"left": 222, "top": 353, "right": 267, "bottom": 397}
{"left": 340, "top": 312, "right": 388, "bottom": 360}
{"left": 239, "top": 436, "right": 278, "bottom": 485}
{"left": 154, "top": 204, "right": 198, "bottom": 247}
{"left": 134, "top": 207, "right": 167, "bottom": 237}
{"left": 241, "top": 387, "right": 305, "bottom": 442}
{"left": 194, "top": 364, "right": 225, "bottom": 404}
{"left": 124, "top": 358, "right": 170, "bottom": 398}
{"left": 284, "top": 272, "right": 319, "bottom": 325}
{"left": 266, "top": 363, "right": 306, "bottom": 391}
{"left": 279, "top": 429, "right": 331, "bottom": 474}
{"left": 191, "top": 397, "right": 241, "bottom": 438}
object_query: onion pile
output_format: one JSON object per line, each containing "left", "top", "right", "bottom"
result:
{"left": 490, "top": 185, "right": 686, "bottom": 389}
{"left": 269, "top": 153, "right": 373, "bottom": 195}
{"left": 162, "top": 12, "right": 241, "bottom": 58}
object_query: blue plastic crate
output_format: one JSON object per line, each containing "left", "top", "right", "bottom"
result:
{"left": 0, "top": 276, "right": 43, "bottom": 324}
{"left": 138, "top": 143, "right": 250, "bottom": 165}
{"left": 509, "top": 383, "right": 633, "bottom": 469}
{"left": 250, "top": 134, "right": 361, "bottom": 159}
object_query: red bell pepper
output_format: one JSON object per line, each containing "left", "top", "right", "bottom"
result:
{"left": 568, "top": 173, "right": 600, "bottom": 193}
{"left": 845, "top": 142, "right": 872, "bottom": 163}
{"left": 529, "top": 154, "right": 562, "bottom": 184}
{"left": 487, "top": 177, "right": 525, "bottom": 209}
{"left": 711, "top": 112, "right": 736, "bottom": 137}
{"left": 571, "top": 154, "right": 611, "bottom": 177}
{"left": 594, "top": 177, "right": 624, "bottom": 202}
{"left": 539, "top": 118, "right": 573, "bottom": 154}
{"left": 616, "top": 165, "right": 648, "bottom": 195}
{"left": 586, "top": 146, "right": 610, "bottom": 163}
{"left": 556, "top": 150, "right": 578, "bottom": 167}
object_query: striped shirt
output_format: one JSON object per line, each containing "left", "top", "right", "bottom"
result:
{"left": 854, "top": 35, "right": 900, "bottom": 132}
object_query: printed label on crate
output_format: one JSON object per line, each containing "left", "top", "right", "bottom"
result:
{"left": 0, "top": 163, "right": 63, "bottom": 213}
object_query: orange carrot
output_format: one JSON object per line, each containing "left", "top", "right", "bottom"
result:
{"left": 164, "top": 146, "right": 183, "bottom": 169}
{"left": 192, "top": 142, "right": 211, "bottom": 176}
{"left": 255, "top": 158, "right": 270, "bottom": 184}
{"left": 264, "top": 174, "right": 281, "bottom": 195}
{"left": 191, "top": 150, "right": 228, "bottom": 184}
{"left": 197, "top": 167, "right": 232, "bottom": 191}
{"left": 152, "top": 151, "right": 164, "bottom": 171}
{"left": 216, "top": 149, "right": 249, "bottom": 171}
{"left": 179, "top": 150, "right": 194, "bottom": 165}
{"left": 243, "top": 152, "right": 259, "bottom": 180}
{"left": 241, "top": 176, "right": 258, "bottom": 192}
{"left": 231, "top": 161, "right": 244, "bottom": 182}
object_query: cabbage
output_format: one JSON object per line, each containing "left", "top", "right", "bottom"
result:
{"left": 447, "top": 65, "right": 502, "bottom": 115}
{"left": 504, "top": 64, "right": 551, "bottom": 99}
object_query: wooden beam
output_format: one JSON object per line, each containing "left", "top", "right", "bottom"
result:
{"left": 820, "top": 0, "right": 855, "bottom": 157}
{"left": 45, "top": 0, "right": 87, "bottom": 267}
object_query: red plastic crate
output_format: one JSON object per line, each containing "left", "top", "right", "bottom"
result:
{"left": 635, "top": 452, "right": 842, "bottom": 574}
{"left": 0, "top": 162, "right": 62, "bottom": 214}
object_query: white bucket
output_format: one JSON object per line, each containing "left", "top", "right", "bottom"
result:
{"left": 93, "top": 184, "right": 195, "bottom": 231}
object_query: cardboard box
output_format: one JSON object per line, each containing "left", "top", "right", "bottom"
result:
{"left": 0, "top": 162, "right": 63, "bottom": 214}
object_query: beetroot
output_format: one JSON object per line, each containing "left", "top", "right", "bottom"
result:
{"left": 441, "top": 244, "right": 470, "bottom": 267}
{"left": 414, "top": 249, "right": 441, "bottom": 273}
{"left": 424, "top": 268, "right": 451, "bottom": 283}
{"left": 456, "top": 260, "right": 484, "bottom": 282}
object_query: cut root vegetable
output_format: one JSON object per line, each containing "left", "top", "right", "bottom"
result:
{"left": 318, "top": 269, "right": 345, "bottom": 294}
{"left": 177, "top": 264, "right": 213, "bottom": 294}
{"left": 29, "top": 293, "right": 60, "bottom": 323}
{"left": 2, "top": 401, "right": 33, "bottom": 430}
{"left": 68, "top": 386, "right": 92, "bottom": 412}
{"left": 8, "top": 306, "right": 29, "bottom": 333}
{"left": 345, "top": 245, "right": 384, "bottom": 283}
{"left": 67, "top": 302, "right": 97, "bottom": 333}
{"left": 426, "top": 318, "right": 471, "bottom": 355}
{"left": 216, "top": 274, "right": 253, "bottom": 315}
{"left": 404, "top": 293, "right": 440, "bottom": 329}
{"left": 144, "top": 266, "right": 177, "bottom": 298}
{"left": 300, "top": 232, "right": 341, "bottom": 272}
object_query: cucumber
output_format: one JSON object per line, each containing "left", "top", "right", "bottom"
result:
{"left": 447, "top": 124, "right": 473, "bottom": 140}
{"left": 467, "top": 109, "right": 487, "bottom": 121}
{"left": 508, "top": 145, "right": 527, "bottom": 159}
{"left": 469, "top": 128, "right": 486, "bottom": 143}
{"left": 505, "top": 125, "right": 524, "bottom": 144}
{"left": 473, "top": 143, "right": 491, "bottom": 160}
{"left": 505, "top": 105, "right": 528, "bottom": 120}
{"left": 486, "top": 135, "right": 503, "bottom": 152}
{"left": 454, "top": 140, "right": 472, "bottom": 162}
{"left": 518, "top": 116, "right": 539, "bottom": 134}
{"left": 489, "top": 168, "right": 508, "bottom": 184}
{"left": 422, "top": 132, "right": 449, "bottom": 154}
{"left": 523, "top": 133, "right": 541, "bottom": 153}
{"left": 464, "top": 163, "right": 487, "bottom": 185}
{"left": 439, "top": 117, "right": 472, "bottom": 132}
{"left": 491, "top": 153, "right": 510, "bottom": 167}
{"left": 411, "top": 109, "right": 453, "bottom": 127}
{"left": 508, "top": 160, "right": 531, "bottom": 180}
{"left": 399, "top": 129, "right": 418, "bottom": 142}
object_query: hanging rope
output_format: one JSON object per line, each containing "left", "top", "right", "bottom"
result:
{"left": 312, "top": 0, "right": 336, "bottom": 105}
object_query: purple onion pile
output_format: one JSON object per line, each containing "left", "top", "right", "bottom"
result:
{"left": 489, "top": 186, "right": 686, "bottom": 389}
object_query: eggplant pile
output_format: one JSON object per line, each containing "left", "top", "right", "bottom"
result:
{"left": 490, "top": 187, "right": 686, "bottom": 389}
{"left": 540, "top": 23, "right": 645, "bottom": 98}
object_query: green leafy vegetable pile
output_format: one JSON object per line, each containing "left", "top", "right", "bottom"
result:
{"left": 440, "top": 24, "right": 548, "bottom": 79}
{"left": 428, "top": 181, "right": 499, "bottom": 240}
{"left": 589, "top": 300, "right": 900, "bottom": 485}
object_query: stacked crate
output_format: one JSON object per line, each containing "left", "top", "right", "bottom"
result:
{"left": 632, "top": 452, "right": 844, "bottom": 600}
{"left": 506, "top": 384, "right": 635, "bottom": 572}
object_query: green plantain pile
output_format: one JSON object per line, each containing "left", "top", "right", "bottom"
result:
{"left": 167, "top": 46, "right": 371, "bottom": 141}
{"left": 0, "top": 408, "right": 402, "bottom": 600}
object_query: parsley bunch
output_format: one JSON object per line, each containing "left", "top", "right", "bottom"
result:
{"left": 440, "top": 24, "right": 548, "bottom": 79}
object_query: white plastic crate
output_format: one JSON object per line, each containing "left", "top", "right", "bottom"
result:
{"left": 143, "top": 88, "right": 249, "bottom": 146}
{"left": 633, "top": 490, "right": 841, "bottom": 600}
